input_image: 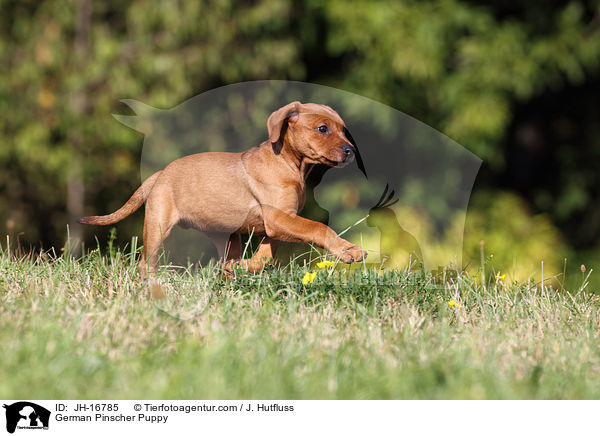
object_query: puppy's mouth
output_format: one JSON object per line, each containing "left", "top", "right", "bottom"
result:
{"left": 323, "top": 157, "right": 342, "bottom": 166}
{"left": 322, "top": 153, "right": 354, "bottom": 167}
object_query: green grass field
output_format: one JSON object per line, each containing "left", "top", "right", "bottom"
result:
{"left": 1, "top": 242, "right": 599, "bottom": 400}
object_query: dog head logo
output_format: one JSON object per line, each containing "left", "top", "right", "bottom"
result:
{"left": 3, "top": 402, "right": 50, "bottom": 434}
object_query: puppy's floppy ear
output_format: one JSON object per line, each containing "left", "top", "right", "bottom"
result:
{"left": 268, "top": 101, "right": 301, "bottom": 154}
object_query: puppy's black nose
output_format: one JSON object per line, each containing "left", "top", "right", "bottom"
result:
{"left": 342, "top": 144, "right": 354, "bottom": 157}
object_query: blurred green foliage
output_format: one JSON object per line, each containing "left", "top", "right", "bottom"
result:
{"left": 463, "top": 191, "right": 569, "bottom": 283}
{"left": 1, "top": 0, "right": 600, "bottom": 282}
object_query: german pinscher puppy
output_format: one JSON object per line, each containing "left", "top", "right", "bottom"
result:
{"left": 79, "top": 102, "right": 367, "bottom": 275}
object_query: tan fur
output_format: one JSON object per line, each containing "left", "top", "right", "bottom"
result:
{"left": 79, "top": 101, "right": 367, "bottom": 276}
{"left": 79, "top": 171, "right": 161, "bottom": 226}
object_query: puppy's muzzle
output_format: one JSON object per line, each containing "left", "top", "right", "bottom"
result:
{"left": 336, "top": 143, "right": 355, "bottom": 167}
{"left": 342, "top": 144, "right": 354, "bottom": 159}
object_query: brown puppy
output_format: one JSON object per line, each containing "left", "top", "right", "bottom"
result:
{"left": 79, "top": 101, "right": 367, "bottom": 275}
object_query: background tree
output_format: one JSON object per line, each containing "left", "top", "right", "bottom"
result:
{"left": 1, "top": 0, "right": 599, "bottom": 285}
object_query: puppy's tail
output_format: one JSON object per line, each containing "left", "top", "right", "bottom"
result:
{"left": 78, "top": 171, "right": 162, "bottom": 225}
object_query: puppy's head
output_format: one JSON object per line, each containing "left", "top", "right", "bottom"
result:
{"left": 268, "top": 101, "right": 357, "bottom": 168}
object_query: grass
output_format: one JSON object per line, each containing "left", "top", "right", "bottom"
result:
{"left": 1, "top": 240, "right": 600, "bottom": 399}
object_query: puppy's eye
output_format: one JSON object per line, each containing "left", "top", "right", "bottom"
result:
{"left": 317, "top": 125, "right": 329, "bottom": 134}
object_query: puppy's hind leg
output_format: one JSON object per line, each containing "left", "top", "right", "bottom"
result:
{"left": 139, "top": 195, "right": 177, "bottom": 278}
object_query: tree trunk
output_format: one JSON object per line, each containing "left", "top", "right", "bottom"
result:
{"left": 66, "top": 0, "right": 91, "bottom": 257}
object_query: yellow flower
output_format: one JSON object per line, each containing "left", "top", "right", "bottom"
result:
{"left": 496, "top": 272, "right": 506, "bottom": 280}
{"left": 448, "top": 300, "right": 456, "bottom": 308}
{"left": 316, "top": 260, "right": 335, "bottom": 269}
{"left": 302, "top": 272, "right": 317, "bottom": 285}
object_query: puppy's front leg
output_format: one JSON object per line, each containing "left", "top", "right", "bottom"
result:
{"left": 262, "top": 206, "right": 366, "bottom": 263}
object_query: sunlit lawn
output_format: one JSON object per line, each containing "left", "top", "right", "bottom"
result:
{"left": 1, "top": 245, "right": 600, "bottom": 399}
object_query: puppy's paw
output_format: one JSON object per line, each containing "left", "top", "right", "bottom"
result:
{"left": 337, "top": 243, "right": 368, "bottom": 264}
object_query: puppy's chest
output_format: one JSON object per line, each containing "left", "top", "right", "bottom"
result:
{"left": 297, "top": 188, "right": 307, "bottom": 213}
{"left": 239, "top": 184, "right": 305, "bottom": 233}
{"left": 238, "top": 205, "right": 267, "bottom": 233}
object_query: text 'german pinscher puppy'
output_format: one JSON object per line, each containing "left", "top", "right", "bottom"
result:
{"left": 79, "top": 102, "right": 367, "bottom": 276}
